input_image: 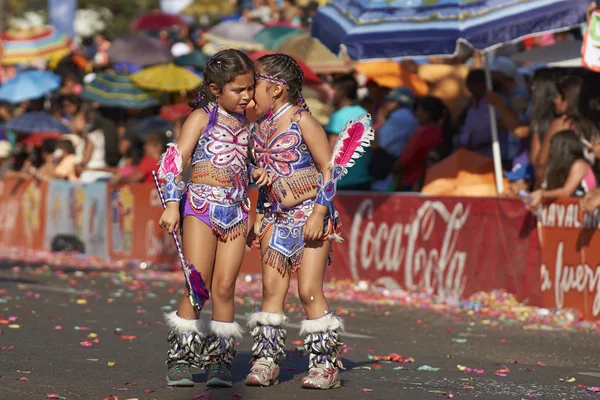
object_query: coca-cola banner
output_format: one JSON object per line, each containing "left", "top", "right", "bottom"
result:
{"left": 540, "top": 199, "right": 600, "bottom": 320}
{"left": 329, "top": 194, "right": 543, "bottom": 306}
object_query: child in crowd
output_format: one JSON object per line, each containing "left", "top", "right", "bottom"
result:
{"left": 529, "top": 130, "right": 597, "bottom": 208}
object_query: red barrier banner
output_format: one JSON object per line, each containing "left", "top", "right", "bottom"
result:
{"left": 107, "top": 183, "right": 177, "bottom": 264}
{"left": 107, "top": 184, "right": 262, "bottom": 270}
{"left": 540, "top": 200, "right": 600, "bottom": 320}
{"left": 0, "top": 178, "right": 47, "bottom": 252}
{"left": 329, "top": 194, "right": 543, "bottom": 305}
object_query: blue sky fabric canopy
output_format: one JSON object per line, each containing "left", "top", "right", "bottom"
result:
{"left": 312, "top": 0, "right": 591, "bottom": 60}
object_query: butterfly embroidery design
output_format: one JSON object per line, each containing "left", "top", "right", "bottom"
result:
{"left": 253, "top": 125, "right": 301, "bottom": 177}
{"left": 205, "top": 123, "right": 249, "bottom": 171}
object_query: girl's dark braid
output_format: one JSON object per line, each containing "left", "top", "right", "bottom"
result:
{"left": 281, "top": 54, "right": 310, "bottom": 114}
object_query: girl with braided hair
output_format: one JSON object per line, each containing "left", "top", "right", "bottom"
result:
{"left": 157, "top": 49, "right": 270, "bottom": 388}
{"left": 244, "top": 53, "right": 373, "bottom": 389}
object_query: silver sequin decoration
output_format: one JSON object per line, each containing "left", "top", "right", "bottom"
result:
{"left": 250, "top": 325, "right": 287, "bottom": 364}
{"left": 166, "top": 329, "right": 205, "bottom": 368}
{"left": 303, "top": 329, "right": 344, "bottom": 370}
{"left": 201, "top": 335, "right": 237, "bottom": 368}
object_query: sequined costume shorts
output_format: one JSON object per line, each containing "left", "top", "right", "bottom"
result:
{"left": 258, "top": 197, "right": 341, "bottom": 276}
{"left": 181, "top": 183, "right": 249, "bottom": 242}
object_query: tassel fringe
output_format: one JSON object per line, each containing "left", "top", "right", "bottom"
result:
{"left": 262, "top": 247, "right": 303, "bottom": 277}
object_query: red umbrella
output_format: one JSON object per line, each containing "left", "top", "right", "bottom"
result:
{"left": 160, "top": 103, "right": 192, "bottom": 122}
{"left": 21, "top": 131, "right": 64, "bottom": 147}
{"left": 247, "top": 50, "right": 322, "bottom": 84}
{"left": 131, "top": 13, "right": 188, "bottom": 31}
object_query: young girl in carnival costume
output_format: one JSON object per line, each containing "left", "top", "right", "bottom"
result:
{"left": 245, "top": 54, "right": 373, "bottom": 389}
{"left": 157, "top": 49, "right": 270, "bottom": 388}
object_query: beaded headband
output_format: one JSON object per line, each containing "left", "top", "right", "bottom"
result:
{"left": 256, "top": 73, "right": 311, "bottom": 114}
{"left": 256, "top": 73, "right": 289, "bottom": 88}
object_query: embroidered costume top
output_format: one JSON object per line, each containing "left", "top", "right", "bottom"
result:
{"left": 252, "top": 103, "right": 319, "bottom": 208}
{"left": 192, "top": 102, "right": 251, "bottom": 193}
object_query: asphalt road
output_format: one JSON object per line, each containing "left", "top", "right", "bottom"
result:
{"left": 1, "top": 264, "right": 599, "bottom": 400}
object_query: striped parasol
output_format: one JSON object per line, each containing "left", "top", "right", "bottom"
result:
{"left": 81, "top": 71, "right": 162, "bottom": 109}
{"left": 1, "top": 26, "right": 71, "bottom": 65}
{"left": 182, "top": 0, "right": 235, "bottom": 18}
{"left": 203, "top": 21, "right": 265, "bottom": 51}
{"left": 276, "top": 33, "right": 354, "bottom": 74}
{"left": 130, "top": 63, "right": 202, "bottom": 92}
{"left": 312, "top": 0, "right": 590, "bottom": 60}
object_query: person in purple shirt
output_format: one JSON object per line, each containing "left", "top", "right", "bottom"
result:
{"left": 458, "top": 70, "right": 511, "bottom": 167}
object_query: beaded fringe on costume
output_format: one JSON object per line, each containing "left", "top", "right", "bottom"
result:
{"left": 212, "top": 219, "right": 247, "bottom": 243}
{"left": 261, "top": 245, "right": 303, "bottom": 276}
{"left": 284, "top": 168, "right": 318, "bottom": 199}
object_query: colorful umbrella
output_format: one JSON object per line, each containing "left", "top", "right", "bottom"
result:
{"left": 107, "top": 35, "right": 173, "bottom": 67}
{"left": 160, "top": 103, "right": 192, "bottom": 122}
{"left": 0, "top": 70, "right": 61, "bottom": 104}
{"left": 312, "top": 0, "right": 590, "bottom": 60}
{"left": 247, "top": 50, "right": 321, "bottom": 84}
{"left": 354, "top": 60, "right": 428, "bottom": 94}
{"left": 130, "top": 116, "right": 174, "bottom": 142}
{"left": 81, "top": 71, "right": 162, "bottom": 109}
{"left": 276, "top": 33, "right": 353, "bottom": 74}
{"left": 130, "top": 63, "right": 202, "bottom": 92}
{"left": 21, "top": 131, "right": 64, "bottom": 147}
{"left": 131, "top": 13, "right": 189, "bottom": 31}
{"left": 113, "top": 62, "right": 143, "bottom": 75}
{"left": 4, "top": 112, "right": 70, "bottom": 134}
{"left": 253, "top": 26, "right": 305, "bottom": 50}
{"left": 203, "top": 21, "right": 265, "bottom": 51}
{"left": 1, "top": 26, "right": 71, "bottom": 65}
{"left": 174, "top": 50, "right": 210, "bottom": 70}
{"left": 182, "top": 0, "right": 235, "bottom": 18}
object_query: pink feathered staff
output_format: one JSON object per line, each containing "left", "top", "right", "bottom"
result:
{"left": 152, "top": 169, "right": 209, "bottom": 310}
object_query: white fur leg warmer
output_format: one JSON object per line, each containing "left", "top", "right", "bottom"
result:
{"left": 202, "top": 321, "right": 243, "bottom": 367}
{"left": 209, "top": 320, "right": 243, "bottom": 341}
{"left": 165, "top": 311, "right": 204, "bottom": 334}
{"left": 165, "top": 311, "right": 206, "bottom": 367}
{"left": 300, "top": 312, "right": 345, "bottom": 370}
{"left": 299, "top": 312, "right": 344, "bottom": 336}
{"left": 248, "top": 311, "right": 288, "bottom": 364}
{"left": 247, "top": 311, "right": 288, "bottom": 329}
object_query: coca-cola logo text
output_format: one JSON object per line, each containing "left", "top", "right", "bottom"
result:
{"left": 349, "top": 200, "right": 469, "bottom": 299}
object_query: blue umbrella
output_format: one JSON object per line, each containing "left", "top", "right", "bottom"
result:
{"left": 4, "top": 112, "right": 70, "bottom": 134}
{"left": 312, "top": 0, "right": 590, "bottom": 60}
{"left": 0, "top": 70, "right": 61, "bottom": 104}
{"left": 81, "top": 71, "right": 162, "bottom": 109}
{"left": 130, "top": 116, "right": 174, "bottom": 142}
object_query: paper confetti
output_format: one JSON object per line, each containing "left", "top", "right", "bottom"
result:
{"left": 418, "top": 365, "right": 440, "bottom": 372}
{"left": 362, "top": 388, "right": 373, "bottom": 392}
{"left": 560, "top": 377, "right": 576, "bottom": 383}
{"left": 108, "top": 362, "right": 116, "bottom": 367}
